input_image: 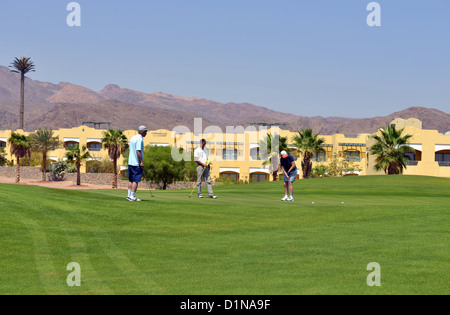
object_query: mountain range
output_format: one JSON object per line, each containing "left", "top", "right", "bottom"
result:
{"left": 1, "top": 65, "right": 449, "bottom": 134}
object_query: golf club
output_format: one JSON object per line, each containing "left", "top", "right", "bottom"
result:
{"left": 143, "top": 170, "right": 155, "bottom": 198}
{"left": 189, "top": 164, "right": 208, "bottom": 198}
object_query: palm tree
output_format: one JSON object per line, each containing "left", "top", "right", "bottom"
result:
{"left": 292, "top": 129, "right": 326, "bottom": 179}
{"left": 259, "top": 133, "right": 289, "bottom": 181}
{"left": 9, "top": 56, "right": 35, "bottom": 130}
{"left": 8, "top": 132, "right": 31, "bottom": 183}
{"left": 30, "top": 129, "right": 61, "bottom": 181}
{"left": 370, "top": 125, "right": 414, "bottom": 175}
{"left": 65, "top": 144, "right": 91, "bottom": 186}
{"left": 102, "top": 129, "right": 129, "bottom": 188}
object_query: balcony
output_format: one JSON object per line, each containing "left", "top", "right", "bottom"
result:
{"left": 346, "top": 157, "right": 361, "bottom": 162}
{"left": 438, "top": 161, "right": 450, "bottom": 167}
{"left": 223, "top": 152, "right": 239, "bottom": 161}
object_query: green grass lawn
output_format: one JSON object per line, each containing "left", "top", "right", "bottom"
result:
{"left": 0, "top": 175, "right": 448, "bottom": 295}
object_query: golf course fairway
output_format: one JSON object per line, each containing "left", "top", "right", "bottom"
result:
{"left": 0, "top": 175, "right": 448, "bottom": 295}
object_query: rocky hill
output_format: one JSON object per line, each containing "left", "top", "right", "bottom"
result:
{"left": 1, "top": 65, "right": 449, "bottom": 133}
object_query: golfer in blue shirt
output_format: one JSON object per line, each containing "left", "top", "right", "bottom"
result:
{"left": 127, "top": 126, "right": 148, "bottom": 201}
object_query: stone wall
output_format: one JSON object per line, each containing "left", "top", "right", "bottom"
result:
{"left": 0, "top": 166, "right": 43, "bottom": 180}
{"left": 0, "top": 166, "right": 219, "bottom": 190}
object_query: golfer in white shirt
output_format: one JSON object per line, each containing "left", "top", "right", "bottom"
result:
{"left": 194, "top": 139, "right": 217, "bottom": 199}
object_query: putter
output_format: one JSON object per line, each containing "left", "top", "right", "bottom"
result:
{"left": 189, "top": 165, "right": 208, "bottom": 198}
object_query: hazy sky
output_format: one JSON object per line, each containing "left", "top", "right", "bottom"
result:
{"left": 1, "top": 0, "right": 449, "bottom": 118}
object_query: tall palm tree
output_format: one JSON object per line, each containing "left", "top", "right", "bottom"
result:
{"left": 370, "top": 125, "right": 414, "bottom": 175}
{"left": 65, "top": 144, "right": 91, "bottom": 186}
{"left": 259, "top": 133, "right": 289, "bottom": 181}
{"left": 8, "top": 132, "right": 31, "bottom": 183}
{"left": 9, "top": 56, "right": 35, "bottom": 130}
{"left": 292, "top": 129, "right": 326, "bottom": 179}
{"left": 30, "top": 129, "right": 61, "bottom": 181}
{"left": 102, "top": 129, "right": 129, "bottom": 189}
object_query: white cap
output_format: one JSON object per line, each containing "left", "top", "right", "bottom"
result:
{"left": 281, "top": 150, "right": 288, "bottom": 157}
{"left": 138, "top": 126, "right": 148, "bottom": 132}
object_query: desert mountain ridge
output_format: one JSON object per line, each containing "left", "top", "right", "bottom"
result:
{"left": 0, "top": 65, "right": 449, "bottom": 134}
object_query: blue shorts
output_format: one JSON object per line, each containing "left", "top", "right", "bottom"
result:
{"left": 128, "top": 165, "right": 143, "bottom": 183}
{"left": 284, "top": 169, "right": 298, "bottom": 182}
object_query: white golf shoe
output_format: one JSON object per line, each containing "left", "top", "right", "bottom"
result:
{"left": 281, "top": 196, "right": 289, "bottom": 201}
{"left": 128, "top": 197, "right": 141, "bottom": 202}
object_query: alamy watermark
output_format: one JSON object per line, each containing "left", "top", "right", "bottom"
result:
{"left": 170, "top": 118, "right": 281, "bottom": 171}
{"left": 66, "top": 2, "right": 381, "bottom": 28}
{"left": 367, "top": 2, "right": 381, "bottom": 27}
{"left": 66, "top": 262, "right": 81, "bottom": 287}
{"left": 367, "top": 262, "right": 381, "bottom": 287}
{"left": 66, "top": 2, "right": 81, "bottom": 27}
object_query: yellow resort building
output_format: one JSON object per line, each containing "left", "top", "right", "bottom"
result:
{"left": 0, "top": 118, "right": 449, "bottom": 181}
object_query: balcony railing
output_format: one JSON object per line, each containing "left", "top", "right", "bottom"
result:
{"left": 438, "top": 161, "right": 450, "bottom": 167}
{"left": 406, "top": 160, "right": 419, "bottom": 166}
{"left": 223, "top": 152, "right": 239, "bottom": 160}
{"left": 346, "top": 157, "right": 361, "bottom": 162}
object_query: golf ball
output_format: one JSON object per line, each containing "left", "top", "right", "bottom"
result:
{"left": 312, "top": 202, "right": 315, "bottom": 204}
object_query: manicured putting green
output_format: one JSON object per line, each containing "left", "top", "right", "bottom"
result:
{"left": 0, "top": 175, "right": 448, "bottom": 295}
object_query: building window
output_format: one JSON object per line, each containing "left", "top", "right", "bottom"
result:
{"left": 186, "top": 141, "right": 215, "bottom": 154}
{"left": 344, "top": 151, "right": 361, "bottom": 162}
{"left": 436, "top": 152, "right": 450, "bottom": 166}
{"left": 250, "top": 173, "right": 268, "bottom": 183}
{"left": 404, "top": 152, "right": 415, "bottom": 160}
{"left": 313, "top": 151, "right": 327, "bottom": 162}
{"left": 223, "top": 150, "right": 238, "bottom": 160}
{"left": 250, "top": 148, "right": 262, "bottom": 160}
{"left": 403, "top": 152, "right": 419, "bottom": 165}
{"left": 217, "top": 142, "right": 243, "bottom": 160}
{"left": 0, "top": 142, "right": 6, "bottom": 149}
{"left": 88, "top": 143, "right": 102, "bottom": 152}
{"left": 65, "top": 142, "right": 79, "bottom": 149}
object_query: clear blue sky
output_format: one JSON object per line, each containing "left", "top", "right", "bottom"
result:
{"left": 1, "top": 0, "right": 449, "bottom": 118}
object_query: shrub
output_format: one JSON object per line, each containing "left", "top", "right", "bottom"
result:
{"left": 66, "top": 163, "right": 78, "bottom": 173}
{"left": 50, "top": 161, "right": 69, "bottom": 181}
{"left": 88, "top": 159, "right": 114, "bottom": 173}
{"left": 0, "top": 148, "right": 8, "bottom": 166}
{"left": 310, "top": 154, "right": 362, "bottom": 178}
{"left": 310, "top": 165, "right": 328, "bottom": 178}
{"left": 19, "top": 151, "right": 45, "bottom": 167}
{"left": 214, "top": 177, "right": 236, "bottom": 185}
{"left": 143, "top": 146, "right": 188, "bottom": 190}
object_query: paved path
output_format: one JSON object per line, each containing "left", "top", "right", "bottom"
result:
{"left": 0, "top": 176, "right": 121, "bottom": 190}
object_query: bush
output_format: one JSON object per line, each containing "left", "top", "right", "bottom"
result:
{"left": 310, "top": 165, "right": 328, "bottom": 178}
{"left": 143, "top": 146, "right": 188, "bottom": 190}
{"left": 19, "top": 151, "right": 45, "bottom": 167}
{"left": 214, "top": 177, "right": 236, "bottom": 185}
{"left": 214, "top": 177, "right": 249, "bottom": 185}
{"left": 50, "top": 161, "right": 69, "bottom": 181}
{"left": 88, "top": 159, "right": 114, "bottom": 174}
{"left": 0, "top": 148, "right": 8, "bottom": 166}
{"left": 310, "top": 154, "right": 362, "bottom": 178}
{"left": 181, "top": 152, "right": 197, "bottom": 182}
{"left": 66, "top": 163, "right": 78, "bottom": 173}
